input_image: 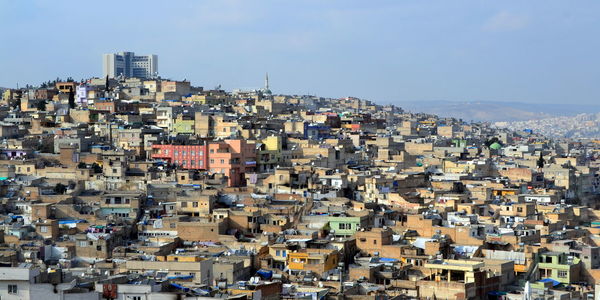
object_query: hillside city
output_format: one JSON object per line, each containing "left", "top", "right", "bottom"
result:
{"left": 1, "top": 53, "right": 600, "bottom": 300}
{"left": 496, "top": 113, "right": 600, "bottom": 139}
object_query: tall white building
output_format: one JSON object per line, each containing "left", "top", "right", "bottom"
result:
{"left": 102, "top": 51, "right": 158, "bottom": 79}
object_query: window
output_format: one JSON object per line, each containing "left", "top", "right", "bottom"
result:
{"left": 193, "top": 202, "right": 199, "bottom": 208}
{"left": 182, "top": 151, "right": 186, "bottom": 155}
{"left": 276, "top": 250, "right": 281, "bottom": 256}
{"left": 191, "top": 151, "right": 195, "bottom": 156}
{"left": 210, "top": 159, "right": 215, "bottom": 164}
{"left": 40, "top": 226, "right": 48, "bottom": 233}
{"left": 558, "top": 270, "right": 568, "bottom": 278}
{"left": 220, "top": 159, "right": 225, "bottom": 164}
{"left": 339, "top": 223, "right": 351, "bottom": 230}
{"left": 79, "top": 241, "right": 88, "bottom": 247}
{"left": 8, "top": 284, "right": 17, "bottom": 294}
{"left": 282, "top": 251, "right": 287, "bottom": 257}
{"left": 132, "top": 297, "right": 141, "bottom": 300}
{"left": 174, "top": 151, "right": 178, "bottom": 155}
{"left": 182, "top": 202, "right": 188, "bottom": 208}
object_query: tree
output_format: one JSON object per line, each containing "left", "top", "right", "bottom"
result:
{"left": 54, "top": 183, "right": 67, "bottom": 194}
{"left": 537, "top": 151, "right": 545, "bottom": 169}
{"left": 68, "top": 87, "right": 75, "bottom": 109}
{"left": 91, "top": 163, "right": 102, "bottom": 173}
{"left": 36, "top": 100, "right": 47, "bottom": 111}
{"left": 13, "top": 94, "right": 21, "bottom": 110}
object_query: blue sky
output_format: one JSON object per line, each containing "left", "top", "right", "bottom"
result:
{"left": 1, "top": 0, "right": 599, "bottom": 105}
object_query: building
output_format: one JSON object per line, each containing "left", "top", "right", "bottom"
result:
{"left": 537, "top": 251, "right": 581, "bottom": 284}
{"left": 125, "top": 259, "right": 214, "bottom": 285}
{"left": 102, "top": 51, "right": 158, "bottom": 79}
{"left": 208, "top": 139, "right": 256, "bottom": 187}
{"left": 151, "top": 144, "right": 208, "bottom": 170}
{"left": 0, "top": 266, "right": 100, "bottom": 299}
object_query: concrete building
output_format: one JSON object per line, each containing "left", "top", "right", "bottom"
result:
{"left": 0, "top": 266, "right": 100, "bottom": 299}
{"left": 102, "top": 51, "right": 158, "bottom": 79}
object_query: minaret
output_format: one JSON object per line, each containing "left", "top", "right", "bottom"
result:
{"left": 264, "top": 73, "right": 269, "bottom": 90}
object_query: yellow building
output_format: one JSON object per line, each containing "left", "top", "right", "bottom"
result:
{"left": 257, "top": 136, "right": 283, "bottom": 172}
{"left": 157, "top": 253, "right": 206, "bottom": 262}
{"left": 173, "top": 115, "right": 194, "bottom": 135}
{"left": 423, "top": 259, "right": 484, "bottom": 283}
{"left": 287, "top": 249, "right": 339, "bottom": 275}
{"left": 176, "top": 193, "right": 215, "bottom": 216}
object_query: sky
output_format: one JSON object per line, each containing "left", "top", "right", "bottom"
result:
{"left": 1, "top": 0, "right": 599, "bottom": 105}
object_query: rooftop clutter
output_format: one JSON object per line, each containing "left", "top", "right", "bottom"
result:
{"left": 0, "top": 78, "right": 598, "bottom": 299}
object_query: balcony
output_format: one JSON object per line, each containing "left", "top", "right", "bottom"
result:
{"left": 288, "top": 261, "right": 305, "bottom": 270}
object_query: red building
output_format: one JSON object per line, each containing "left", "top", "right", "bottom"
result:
{"left": 151, "top": 139, "right": 256, "bottom": 187}
{"left": 151, "top": 144, "right": 208, "bottom": 170}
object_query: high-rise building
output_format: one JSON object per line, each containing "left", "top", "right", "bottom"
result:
{"left": 102, "top": 51, "right": 158, "bottom": 79}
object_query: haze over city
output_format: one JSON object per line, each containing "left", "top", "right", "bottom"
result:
{"left": 1, "top": 0, "right": 600, "bottom": 105}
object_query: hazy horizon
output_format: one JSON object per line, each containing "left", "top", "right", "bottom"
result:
{"left": 1, "top": 0, "right": 599, "bottom": 105}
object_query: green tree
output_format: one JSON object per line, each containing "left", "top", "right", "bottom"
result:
{"left": 36, "top": 100, "right": 47, "bottom": 111}
{"left": 537, "top": 151, "right": 545, "bottom": 169}
{"left": 13, "top": 95, "right": 21, "bottom": 110}
{"left": 68, "top": 87, "right": 75, "bottom": 109}
{"left": 91, "top": 163, "right": 102, "bottom": 173}
{"left": 54, "top": 183, "right": 67, "bottom": 194}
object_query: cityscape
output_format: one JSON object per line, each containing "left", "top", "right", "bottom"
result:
{"left": 1, "top": 1, "right": 600, "bottom": 300}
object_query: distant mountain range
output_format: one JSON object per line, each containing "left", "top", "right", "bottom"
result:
{"left": 398, "top": 100, "right": 600, "bottom": 122}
